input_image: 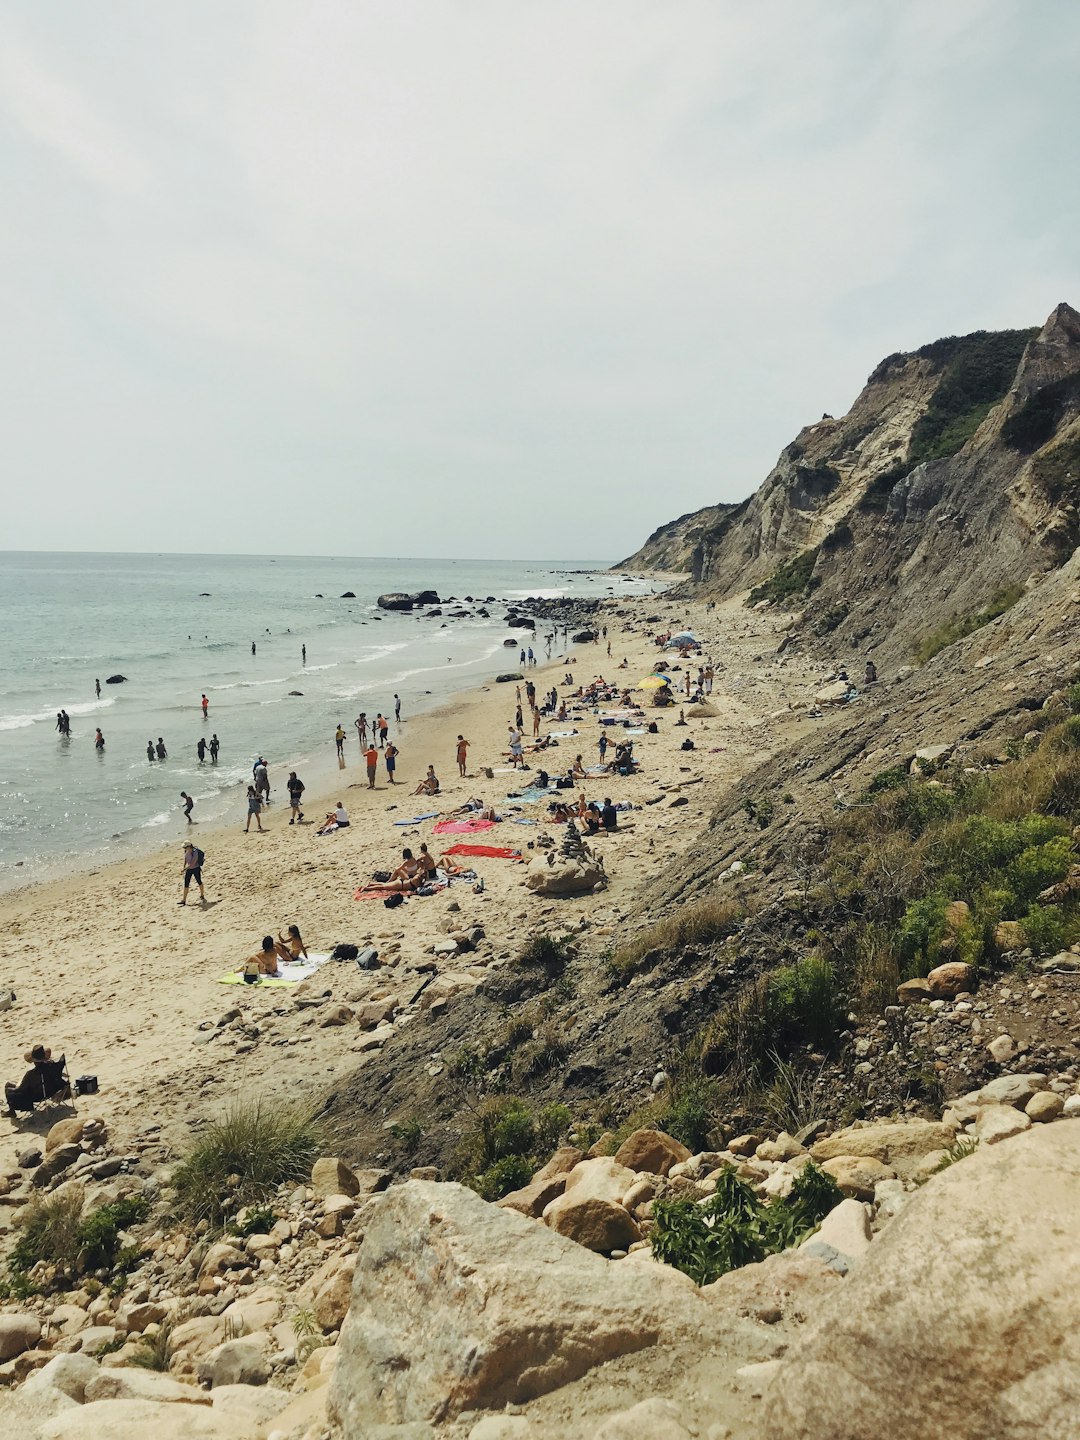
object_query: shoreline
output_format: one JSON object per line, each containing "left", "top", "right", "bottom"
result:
{"left": 0, "top": 584, "right": 814, "bottom": 1168}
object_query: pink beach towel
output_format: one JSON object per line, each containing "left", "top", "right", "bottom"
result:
{"left": 442, "top": 843, "right": 522, "bottom": 860}
{"left": 432, "top": 817, "right": 496, "bottom": 836}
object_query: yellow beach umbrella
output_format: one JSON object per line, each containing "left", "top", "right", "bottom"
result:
{"left": 636, "top": 676, "right": 670, "bottom": 689}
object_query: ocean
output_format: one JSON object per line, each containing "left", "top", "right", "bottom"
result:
{"left": 0, "top": 552, "right": 660, "bottom": 892}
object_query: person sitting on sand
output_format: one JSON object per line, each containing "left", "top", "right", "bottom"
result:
{"left": 278, "top": 924, "right": 308, "bottom": 960}
{"left": 317, "top": 803, "right": 349, "bottom": 835}
{"left": 247, "top": 936, "right": 287, "bottom": 978}
{"left": 412, "top": 765, "right": 440, "bottom": 797}
{"left": 361, "top": 849, "right": 425, "bottom": 893}
{"left": 572, "top": 754, "right": 587, "bottom": 779}
{"left": 417, "top": 843, "right": 438, "bottom": 879}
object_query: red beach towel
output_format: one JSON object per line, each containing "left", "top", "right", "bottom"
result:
{"left": 442, "top": 843, "right": 522, "bottom": 859}
{"left": 432, "top": 817, "right": 496, "bottom": 835}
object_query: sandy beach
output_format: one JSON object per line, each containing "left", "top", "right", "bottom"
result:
{"left": 0, "top": 592, "right": 822, "bottom": 1162}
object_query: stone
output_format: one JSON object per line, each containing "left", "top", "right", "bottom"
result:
{"left": 312, "top": 1255, "right": 357, "bottom": 1332}
{"left": 327, "top": 1179, "right": 710, "bottom": 1431}
{"left": 703, "top": 1252, "right": 840, "bottom": 1324}
{"left": 974, "top": 1105, "right": 1032, "bottom": 1145}
{"left": 819, "top": 1156, "right": 896, "bottom": 1200}
{"left": 117, "top": 1301, "right": 167, "bottom": 1334}
{"left": 23, "top": 1353, "right": 100, "bottom": 1403}
{"left": 84, "top": 1369, "right": 210, "bottom": 1405}
{"left": 352, "top": 1167, "right": 391, "bottom": 1196}
{"left": 976, "top": 1074, "right": 1047, "bottom": 1109}
{"left": 75, "top": 1327, "right": 118, "bottom": 1356}
{"left": 1063, "top": 1095, "right": 1080, "bottom": 1118}
{"left": 196, "top": 1335, "right": 270, "bottom": 1389}
{"left": 45, "top": 1119, "right": 86, "bottom": 1154}
{"left": 37, "top": 1399, "right": 257, "bottom": 1438}
{"left": 49, "top": 1304, "right": 90, "bottom": 1336}
{"left": 524, "top": 855, "right": 606, "bottom": 897}
{"left": 497, "top": 1173, "right": 568, "bottom": 1218}
{"left": 942, "top": 900, "right": 970, "bottom": 930}
{"left": 897, "top": 979, "right": 933, "bottom": 1005}
{"left": 594, "top": 1397, "right": 693, "bottom": 1439}
{"left": 559, "top": 1156, "right": 637, "bottom": 1206}
{"left": 168, "top": 1314, "right": 226, "bottom": 1358}
{"left": 209, "top": 1385, "right": 293, "bottom": 1425}
{"left": 532, "top": 1146, "right": 585, "bottom": 1183}
{"left": 815, "top": 680, "right": 851, "bottom": 705}
{"left": 926, "top": 961, "right": 975, "bottom": 998}
{"left": 764, "top": 1125, "right": 1080, "bottom": 1440}
{"left": 1027, "top": 1092, "right": 1065, "bottom": 1123}
{"left": 806, "top": 1199, "right": 871, "bottom": 1260}
{"left": 543, "top": 1194, "right": 641, "bottom": 1253}
{"left": 727, "top": 1134, "right": 760, "bottom": 1157}
{"left": 993, "top": 921, "right": 1026, "bottom": 953}
{"left": 310, "top": 1157, "right": 359, "bottom": 1198}
{"left": 32, "top": 1144, "right": 82, "bottom": 1187}
{"left": 988, "top": 1033, "right": 1018, "bottom": 1064}
{"left": 811, "top": 1120, "right": 953, "bottom": 1176}
{"left": 755, "top": 1131, "right": 806, "bottom": 1163}
{"left": 613, "top": 1129, "right": 691, "bottom": 1177}
{"left": 221, "top": 1288, "right": 281, "bottom": 1337}
{"left": 0, "top": 1314, "right": 42, "bottom": 1361}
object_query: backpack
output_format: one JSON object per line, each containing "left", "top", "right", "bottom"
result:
{"left": 192, "top": 848, "right": 205, "bottom": 867}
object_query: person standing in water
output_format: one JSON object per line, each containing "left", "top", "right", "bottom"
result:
{"left": 201, "top": 693, "right": 209, "bottom": 719}
{"left": 197, "top": 737, "right": 207, "bottom": 763}
{"left": 156, "top": 737, "right": 167, "bottom": 760}
{"left": 251, "top": 641, "right": 256, "bottom": 656}
{"left": 94, "top": 728, "right": 105, "bottom": 750}
{"left": 147, "top": 739, "right": 155, "bottom": 762}
{"left": 209, "top": 734, "right": 219, "bottom": 764}
{"left": 180, "top": 791, "right": 194, "bottom": 823}
{"left": 302, "top": 644, "right": 306, "bottom": 664}
{"left": 335, "top": 724, "right": 346, "bottom": 759}
{"left": 60, "top": 710, "right": 70, "bottom": 735}
{"left": 95, "top": 678, "right": 101, "bottom": 697}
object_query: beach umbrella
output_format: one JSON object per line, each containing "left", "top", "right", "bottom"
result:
{"left": 636, "top": 676, "right": 671, "bottom": 689}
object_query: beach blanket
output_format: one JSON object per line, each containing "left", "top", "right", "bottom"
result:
{"left": 547, "top": 729, "right": 580, "bottom": 738}
{"left": 218, "top": 953, "right": 331, "bottom": 986}
{"left": 354, "top": 887, "right": 407, "bottom": 901}
{"left": 393, "top": 813, "right": 439, "bottom": 827}
{"left": 442, "top": 843, "right": 522, "bottom": 860}
{"left": 509, "top": 786, "right": 555, "bottom": 803}
{"left": 433, "top": 817, "right": 496, "bottom": 835}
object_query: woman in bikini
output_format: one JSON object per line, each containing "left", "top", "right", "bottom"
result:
{"left": 361, "top": 848, "right": 425, "bottom": 893}
{"left": 277, "top": 924, "right": 308, "bottom": 960}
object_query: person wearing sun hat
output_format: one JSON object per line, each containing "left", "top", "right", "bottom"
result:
{"left": 4, "top": 1044, "right": 57, "bottom": 1116}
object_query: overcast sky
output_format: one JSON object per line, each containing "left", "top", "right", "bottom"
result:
{"left": 2, "top": 1, "right": 1078, "bottom": 562}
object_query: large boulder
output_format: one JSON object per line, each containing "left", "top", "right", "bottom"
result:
{"left": 84, "top": 1369, "right": 209, "bottom": 1405}
{"left": 613, "top": 1129, "right": 691, "bottom": 1177}
{"left": 327, "top": 1180, "right": 710, "bottom": 1432}
{"left": 810, "top": 1119, "right": 953, "bottom": 1177}
{"left": 0, "top": 1313, "right": 42, "bottom": 1361}
{"left": 37, "top": 1398, "right": 256, "bottom": 1438}
{"left": 311, "top": 1157, "right": 360, "bottom": 1198}
{"left": 763, "top": 1124, "right": 1080, "bottom": 1440}
{"left": 524, "top": 856, "right": 606, "bottom": 897}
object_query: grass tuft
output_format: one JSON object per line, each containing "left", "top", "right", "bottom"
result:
{"left": 172, "top": 1101, "right": 322, "bottom": 1228}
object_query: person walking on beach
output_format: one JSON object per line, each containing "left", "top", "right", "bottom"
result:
{"left": 179, "top": 841, "right": 206, "bottom": 905}
{"left": 197, "top": 737, "right": 207, "bottom": 763}
{"left": 94, "top": 728, "right": 105, "bottom": 751}
{"left": 394, "top": 694, "right": 402, "bottom": 724}
{"left": 355, "top": 713, "right": 368, "bottom": 745}
{"left": 245, "top": 785, "right": 264, "bottom": 832}
{"left": 456, "top": 735, "right": 470, "bottom": 777}
{"left": 335, "top": 724, "right": 346, "bottom": 759}
{"left": 209, "top": 734, "right": 219, "bottom": 764}
{"left": 180, "top": 791, "right": 194, "bottom": 823}
{"left": 95, "top": 678, "right": 101, "bottom": 697}
{"left": 384, "top": 739, "right": 399, "bottom": 783}
{"left": 147, "top": 740, "right": 155, "bottom": 762}
{"left": 364, "top": 743, "right": 379, "bottom": 789}
{"left": 287, "top": 771, "right": 305, "bottom": 824}
{"left": 508, "top": 724, "right": 523, "bottom": 768}
{"left": 156, "top": 737, "right": 168, "bottom": 760}
{"left": 201, "top": 693, "right": 209, "bottom": 719}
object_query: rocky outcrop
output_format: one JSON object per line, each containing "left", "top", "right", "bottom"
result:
{"left": 377, "top": 590, "right": 440, "bottom": 611}
{"left": 763, "top": 1123, "right": 1080, "bottom": 1440}
{"left": 327, "top": 1180, "right": 710, "bottom": 1432}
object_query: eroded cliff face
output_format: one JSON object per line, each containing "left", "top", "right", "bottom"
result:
{"left": 622, "top": 304, "right": 1080, "bottom": 664}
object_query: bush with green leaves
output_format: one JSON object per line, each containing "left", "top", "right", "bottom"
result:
{"left": 77, "top": 1195, "right": 149, "bottom": 1271}
{"left": 650, "top": 1163, "right": 842, "bottom": 1286}
{"left": 658, "top": 1077, "right": 716, "bottom": 1152}
{"left": 747, "top": 548, "right": 820, "bottom": 607}
{"left": 696, "top": 955, "right": 844, "bottom": 1083}
{"left": 172, "top": 1101, "right": 322, "bottom": 1227}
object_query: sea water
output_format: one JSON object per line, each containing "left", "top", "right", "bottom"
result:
{"left": 0, "top": 552, "right": 659, "bottom": 891}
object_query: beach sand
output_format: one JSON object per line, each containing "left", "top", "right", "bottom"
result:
{"left": 0, "top": 594, "right": 823, "bottom": 1161}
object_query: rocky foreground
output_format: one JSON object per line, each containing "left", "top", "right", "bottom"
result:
{"left": 1, "top": 1071, "right": 1078, "bottom": 1439}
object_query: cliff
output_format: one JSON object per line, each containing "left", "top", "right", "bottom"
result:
{"left": 622, "top": 303, "right": 1080, "bottom": 664}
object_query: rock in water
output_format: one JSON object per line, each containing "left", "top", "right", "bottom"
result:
{"left": 327, "top": 1179, "right": 709, "bottom": 1430}
{"left": 763, "top": 1124, "right": 1080, "bottom": 1440}
{"left": 105, "top": 675, "right": 127, "bottom": 684}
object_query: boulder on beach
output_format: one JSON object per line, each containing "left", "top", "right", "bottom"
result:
{"left": 105, "top": 675, "right": 127, "bottom": 684}
{"left": 572, "top": 631, "right": 597, "bottom": 644}
{"left": 377, "top": 590, "right": 441, "bottom": 612}
{"left": 496, "top": 673, "right": 524, "bottom": 683}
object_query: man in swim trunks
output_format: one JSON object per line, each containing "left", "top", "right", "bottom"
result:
{"left": 287, "top": 771, "right": 305, "bottom": 824}
{"left": 365, "top": 744, "right": 379, "bottom": 788}
{"left": 384, "top": 740, "right": 398, "bottom": 783}
{"left": 335, "top": 725, "right": 346, "bottom": 759}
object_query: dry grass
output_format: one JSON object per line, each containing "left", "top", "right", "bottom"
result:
{"left": 607, "top": 896, "right": 743, "bottom": 984}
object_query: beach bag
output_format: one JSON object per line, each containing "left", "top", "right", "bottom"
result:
{"left": 330, "top": 943, "right": 359, "bottom": 961}
{"left": 356, "top": 947, "right": 380, "bottom": 969}
{"left": 681, "top": 739, "right": 695, "bottom": 751}
{"left": 383, "top": 893, "right": 404, "bottom": 909}
{"left": 371, "top": 870, "right": 391, "bottom": 883}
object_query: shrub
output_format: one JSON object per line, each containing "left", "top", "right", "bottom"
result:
{"left": 536, "top": 1103, "right": 571, "bottom": 1151}
{"left": 650, "top": 1163, "right": 841, "bottom": 1286}
{"left": 697, "top": 956, "right": 844, "bottom": 1081}
{"left": 172, "top": 1101, "right": 322, "bottom": 1227}
{"left": 517, "top": 934, "right": 575, "bottom": 976}
{"left": 1019, "top": 904, "right": 1069, "bottom": 957}
{"left": 867, "top": 765, "right": 910, "bottom": 796}
{"left": 762, "top": 1056, "right": 831, "bottom": 1134}
{"left": 747, "top": 548, "right": 820, "bottom": 607}
{"left": 909, "top": 328, "right": 1035, "bottom": 466}
{"left": 472, "top": 1154, "right": 533, "bottom": 1201}
{"left": 1002, "top": 375, "right": 1080, "bottom": 452}
{"left": 228, "top": 1205, "right": 275, "bottom": 1239}
{"left": 10, "top": 1188, "right": 85, "bottom": 1278}
{"left": 476, "top": 1098, "right": 535, "bottom": 1167}
{"left": 658, "top": 1077, "right": 717, "bottom": 1152}
{"left": 388, "top": 1118, "right": 424, "bottom": 1155}
{"left": 77, "top": 1196, "right": 149, "bottom": 1271}
{"left": 914, "top": 586, "right": 1024, "bottom": 664}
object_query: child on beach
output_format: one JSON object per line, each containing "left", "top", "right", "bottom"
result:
{"left": 180, "top": 791, "right": 194, "bottom": 823}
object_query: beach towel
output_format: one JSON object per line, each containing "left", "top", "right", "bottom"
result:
{"left": 509, "top": 787, "right": 554, "bottom": 803}
{"left": 218, "top": 953, "right": 331, "bottom": 986}
{"left": 393, "top": 813, "right": 439, "bottom": 827}
{"left": 354, "top": 887, "right": 408, "bottom": 901}
{"left": 442, "top": 843, "right": 522, "bottom": 859}
{"left": 433, "top": 817, "right": 496, "bottom": 835}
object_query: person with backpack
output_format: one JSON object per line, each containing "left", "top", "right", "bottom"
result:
{"left": 287, "top": 771, "right": 306, "bottom": 824}
{"left": 180, "top": 841, "right": 206, "bottom": 905}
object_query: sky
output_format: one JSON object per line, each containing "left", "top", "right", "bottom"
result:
{"left": 2, "top": 1, "right": 1079, "bottom": 562}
